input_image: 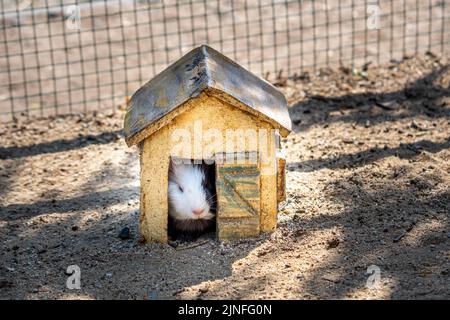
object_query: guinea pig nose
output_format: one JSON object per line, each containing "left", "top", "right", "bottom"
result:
{"left": 192, "top": 209, "right": 204, "bottom": 216}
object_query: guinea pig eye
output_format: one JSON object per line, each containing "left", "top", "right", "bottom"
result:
{"left": 178, "top": 185, "right": 184, "bottom": 193}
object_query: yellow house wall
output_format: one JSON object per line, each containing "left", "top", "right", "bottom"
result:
{"left": 140, "top": 95, "right": 277, "bottom": 243}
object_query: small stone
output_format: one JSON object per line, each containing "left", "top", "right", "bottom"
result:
{"left": 64, "top": 268, "right": 75, "bottom": 276}
{"left": 447, "top": 232, "right": 450, "bottom": 239}
{"left": 322, "top": 274, "right": 340, "bottom": 283}
{"left": 168, "top": 240, "right": 178, "bottom": 248}
{"left": 118, "top": 227, "right": 131, "bottom": 240}
{"left": 342, "top": 138, "right": 354, "bottom": 144}
{"left": 172, "top": 288, "right": 185, "bottom": 296}
{"left": 376, "top": 99, "right": 399, "bottom": 110}
{"left": 293, "top": 228, "right": 305, "bottom": 237}
{"left": 71, "top": 225, "right": 79, "bottom": 231}
{"left": 198, "top": 286, "right": 209, "bottom": 294}
{"left": 327, "top": 238, "right": 340, "bottom": 249}
{"left": 256, "top": 250, "right": 268, "bottom": 257}
{"left": 393, "top": 231, "right": 406, "bottom": 243}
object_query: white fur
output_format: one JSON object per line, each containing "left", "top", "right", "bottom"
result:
{"left": 168, "top": 163, "right": 214, "bottom": 221}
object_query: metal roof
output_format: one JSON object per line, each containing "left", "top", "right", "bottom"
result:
{"left": 124, "top": 45, "right": 291, "bottom": 146}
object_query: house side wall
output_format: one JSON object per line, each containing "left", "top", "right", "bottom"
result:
{"left": 140, "top": 126, "right": 170, "bottom": 243}
{"left": 140, "top": 95, "right": 277, "bottom": 243}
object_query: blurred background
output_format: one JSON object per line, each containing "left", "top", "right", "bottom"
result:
{"left": 1, "top": 0, "right": 448, "bottom": 121}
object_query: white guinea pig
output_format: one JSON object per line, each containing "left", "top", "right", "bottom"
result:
{"left": 168, "top": 160, "right": 216, "bottom": 236}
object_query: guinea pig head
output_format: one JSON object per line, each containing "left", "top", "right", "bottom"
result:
{"left": 168, "top": 161, "right": 214, "bottom": 221}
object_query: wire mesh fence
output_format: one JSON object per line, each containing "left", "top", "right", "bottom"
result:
{"left": 0, "top": 0, "right": 449, "bottom": 122}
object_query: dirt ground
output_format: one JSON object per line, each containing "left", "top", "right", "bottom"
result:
{"left": 0, "top": 53, "right": 449, "bottom": 300}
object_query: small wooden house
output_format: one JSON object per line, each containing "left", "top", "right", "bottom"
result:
{"left": 124, "top": 45, "right": 291, "bottom": 243}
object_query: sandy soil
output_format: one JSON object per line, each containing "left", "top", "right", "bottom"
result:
{"left": 0, "top": 53, "right": 449, "bottom": 299}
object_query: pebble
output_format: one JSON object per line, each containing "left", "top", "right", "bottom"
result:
{"left": 118, "top": 227, "right": 131, "bottom": 240}
{"left": 198, "top": 286, "right": 209, "bottom": 294}
{"left": 342, "top": 138, "right": 354, "bottom": 144}
{"left": 393, "top": 231, "right": 406, "bottom": 243}
{"left": 327, "top": 238, "right": 340, "bottom": 249}
{"left": 322, "top": 274, "right": 340, "bottom": 283}
{"left": 168, "top": 240, "right": 178, "bottom": 248}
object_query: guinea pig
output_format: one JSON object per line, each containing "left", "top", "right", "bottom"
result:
{"left": 168, "top": 160, "right": 216, "bottom": 238}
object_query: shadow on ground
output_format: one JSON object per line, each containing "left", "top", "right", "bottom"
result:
{"left": 0, "top": 130, "right": 123, "bottom": 160}
{"left": 289, "top": 63, "right": 449, "bottom": 131}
